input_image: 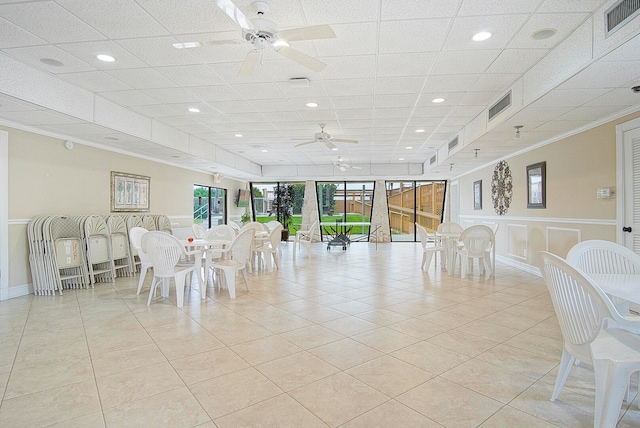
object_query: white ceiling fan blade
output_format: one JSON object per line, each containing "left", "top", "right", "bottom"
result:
{"left": 216, "top": 0, "right": 254, "bottom": 31}
{"left": 339, "top": 166, "right": 347, "bottom": 172}
{"left": 278, "top": 25, "right": 336, "bottom": 42}
{"left": 172, "top": 39, "right": 241, "bottom": 49}
{"left": 295, "top": 140, "right": 317, "bottom": 147}
{"left": 332, "top": 138, "right": 358, "bottom": 144}
{"left": 277, "top": 46, "right": 327, "bottom": 72}
{"left": 325, "top": 140, "right": 337, "bottom": 150}
{"left": 351, "top": 166, "right": 362, "bottom": 169}
{"left": 238, "top": 50, "right": 260, "bottom": 77}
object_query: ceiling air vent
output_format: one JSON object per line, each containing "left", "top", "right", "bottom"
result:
{"left": 448, "top": 136, "right": 459, "bottom": 153}
{"left": 430, "top": 154, "right": 437, "bottom": 165}
{"left": 606, "top": 0, "right": 640, "bottom": 37}
{"left": 488, "top": 91, "right": 511, "bottom": 122}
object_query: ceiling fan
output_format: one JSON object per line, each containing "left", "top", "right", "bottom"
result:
{"left": 173, "top": 0, "right": 336, "bottom": 76}
{"left": 294, "top": 123, "right": 358, "bottom": 150}
{"left": 335, "top": 156, "right": 361, "bottom": 172}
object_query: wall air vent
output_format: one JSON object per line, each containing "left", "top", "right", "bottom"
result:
{"left": 606, "top": 0, "right": 640, "bottom": 37}
{"left": 488, "top": 91, "right": 511, "bottom": 122}
{"left": 448, "top": 136, "right": 459, "bottom": 153}
{"left": 430, "top": 154, "right": 437, "bottom": 165}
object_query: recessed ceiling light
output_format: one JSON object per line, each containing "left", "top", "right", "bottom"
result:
{"left": 415, "top": 129, "right": 425, "bottom": 133}
{"left": 306, "top": 102, "right": 318, "bottom": 108}
{"left": 96, "top": 54, "right": 115, "bottom": 62}
{"left": 188, "top": 107, "right": 200, "bottom": 113}
{"left": 406, "top": 146, "right": 413, "bottom": 150}
{"left": 432, "top": 97, "right": 445, "bottom": 103}
{"left": 261, "top": 149, "right": 268, "bottom": 152}
{"left": 472, "top": 31, "right": 492, "bottom": 41}
{"left": 40, "top": 58, "right": 64, "bottom": 67}
{"left": 235, "top": 133, "right": 243, "bottom": 137}
{"left": 399, "top": 157, "right": 404, "bottom": 161}
{"left": 331, "top": 147, "right": 338, "bottom": 151}
{"left": 532, "top": 28, "right": 557, "bottom": 40}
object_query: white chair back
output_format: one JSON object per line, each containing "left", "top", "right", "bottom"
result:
{"left": 230, "top": 228, "right": 255, "bottom": 266}
{"left": 265, "top": 220, "right": 282, "bottom": 230}
{"left": 267, "top": 223, "right": 284, "bottom": 249}
{"left": 567, "top": 240, "right": 640, "bottom": 275}
{"left": 459, "top": 225, "right": 493, "bottom": 256}
{"left": 205, "top": 224, "right": 236, "bottom": 241}
{"left": 192, "top": 223, "right": 206, "bottom": 239}
{"left": 141, "top": 231, "right": 185, "bottom": 278}
{"left": 437, "top": 221, "right": 463, "bottom": 234}
{"left": 228, "top": 221, "right": 242, "bottom": 235}
{"left": 415, "top": 222, "right": 430, "bottom": 249}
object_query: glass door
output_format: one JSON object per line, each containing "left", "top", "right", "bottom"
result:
{"left": 193, "top": 185, "right": 227, "bottom": 228}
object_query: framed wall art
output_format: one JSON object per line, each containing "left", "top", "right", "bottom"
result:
{"left": 526, "top": 161, "right": 546, "bottom": 209}
{"left": 111, "top": 171, "right": 150, "bottom": 212}
{"left": 473, "top": 180, "right": 482, "bottom": 210}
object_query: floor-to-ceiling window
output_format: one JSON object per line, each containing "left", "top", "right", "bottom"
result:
{"left": 387, "top": 181, "right": 446, "bottom": 242}
{"left": 317, "top": 181, "right": 374, "bottom": 242}
{"left": 193, "top": 185, "right": 226, "bottom": 227}
{"left": 250, "top": 182, "right": 305, "bottom": 235}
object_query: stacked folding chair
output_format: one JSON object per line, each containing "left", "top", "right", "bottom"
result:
{"left": 105, "top": 215, "right": 134, "bottom": 277}
{"left": 83, "top": 215, "right": 116, "bottom": 284}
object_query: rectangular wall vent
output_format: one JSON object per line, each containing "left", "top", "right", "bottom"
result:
{"left": 488, "top": 91, "right": 511, "bottom": 122}
{"left": 606, "top": 0, "right": 640, "bottom": 37}
{"left": 430, "top": 154, "right": 437, "bottom": 165}
{"left": 448, "top": 136, "right": 459, "bottom": 152}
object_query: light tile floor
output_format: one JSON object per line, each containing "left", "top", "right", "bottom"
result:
{"left": 1, "top": 242, "right": 639, "bottom": 427}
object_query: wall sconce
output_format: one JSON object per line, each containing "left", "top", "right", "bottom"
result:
{"left": 514, "top": 125, "right": 523, "bottom": 138}
{"left": 474, "top": 149, "right": 479, "bottom": 159}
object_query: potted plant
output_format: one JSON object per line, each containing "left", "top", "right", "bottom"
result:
{"left": 240, "top": 212, "right": 251, "bottom": 225}
{"left": 270, "top": 184, "right": 294, "bottom": 241}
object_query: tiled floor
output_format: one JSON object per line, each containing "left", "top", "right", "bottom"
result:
{"left": 1, "top": 242, "right": 639, "bottom": 427}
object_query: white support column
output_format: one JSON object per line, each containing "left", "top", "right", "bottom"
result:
{"left": 370, "top": 180, "right": 391, "bottom": 243}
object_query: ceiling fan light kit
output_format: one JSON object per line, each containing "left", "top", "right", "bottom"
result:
{"left": 176, "top": 0, "right": 336, "bottom": 76}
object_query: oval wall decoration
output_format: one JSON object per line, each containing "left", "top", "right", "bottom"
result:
{"left": 491, "top": 160, "right": 513, "bottom": 216}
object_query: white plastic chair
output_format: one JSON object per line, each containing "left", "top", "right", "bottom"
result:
{"left": 293, "top": 220, "right": 319, "bottom": 258}
{"left": 192, "top": 223, "right": 207, "bottom": 239}
{"left": 456, "top": 225, "right": 494, "bottom": 278}
{"left": 436, "top": 221, "right": 464, "bottom": 234}
{"left": 256, "top": 223, "right": 284, "bottom": 271}
{"left": 128, "top": 227, "right": 152, "bottom": 295}
{"left": 416, "top": 222, "right": 445, "bottom": 270}
{"left": 211, "top": 228, "right": 254, "bottom": 298}
{"left": 141, "top": 231, "right": 201, "bottom": 307}
{"left": 228, "top": 221, "right": 242, "bottom": 235}
{"left": 567, "top": 240, "right": 640, "bottom": 314}
{"left": 241, "top": 222, "right": 267, "bottom": 271}
{"left": 538, "top": 251, "right": 640, "bottom": 428}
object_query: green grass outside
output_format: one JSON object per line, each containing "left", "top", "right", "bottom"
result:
{"left": 255, "top": 214, "right": 371, "bottom": 235}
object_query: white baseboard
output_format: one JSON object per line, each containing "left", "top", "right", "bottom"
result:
{"left": 1, "top": 283, "right": 32, "bottom": 300}
{"left": 495, "top": 255, "right": 541, "bottom": 277}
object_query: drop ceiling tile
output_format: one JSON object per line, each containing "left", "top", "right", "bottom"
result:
{"left": 379, "top": 19, "right": 452, "bottom": 54}
{"left": 583, "top": 88, "right": 640, "bottom": 107}
{"left": 440, "top": 115, "right": 477, "bottom": 126}
{"left": 249, "top": 98, "right": 294, "bottom": 112}
{"left": 260, "top": 111, "right": 302, "bottom": 122}
{"left": 56, "top": 41, "right": 149, "bottom": 70}
{"left": 448, "top": 105, "right": 485, "bottom": 117}
{"left": 98, "top": 90, "right": 161, "bottom": 106}
{"left": 142, "top": 87, "right": 203, "bottom": 103}
{"left": 211, "top": 61, "right": 275, "bottom": 84}
{"left": 314, "top": 22, "right": 379, "bottom": 56}
{"left": 559, "top": 61, "right": 640, "bottom": 89}
{"left": 153, "top": 115, "right": 203, "bottom": 127}
{"left": 412, "top": 105, "right": 454, "bottom": 117}
{"left": 532, "top": 120, "right": 592, "bottom": 133}
{"left": 115, "top": 36, "right": 206, "bottom": 67}
{"left": 128, "top": 104, "right": 185, "bottom": 117}
{"left": 296, "top": 110, "right": 339, "bottom": 122}
{"left": 374, "top": 94, "right": 420, "bottom": 108}
{"left": 529, "top": 88, "right": 610, "bottom": 108}
{"left": 0, "top": 16, "right": 46, "bottom": 48}
{"left": 336, "top": 109, "right": 375, "bottom": 120}
{"left": 0, "top": 2, "right": 106, "bottom": 43}
{"left": 57, "top": 0, "right": 169, "bottom": 38}
{"left": 459, "top": 91, "right": 502, "bottom": 105}
{"left": 459, "top": 0, "right": 542, "bottom": 15}
{"left": 381, "top": 0, "right": 461, "bottom": 20}
{"left": 300, "top": 0, "right": 379, "bottom": 25}
{"left": 275, "top": 81, "right": 331, "bottom": 99}
{"left": 105, "top": 68, "right": 177, "bottom": 90}
{"left": 537, "top": 0, "right": 605, "bottom": 13}
{"left": 509, "top": 106, "right": 573, "bottom": 122}
{"left": 189, "top": 85, "right": 243, "bottom": 102}
{"left": 2, "top": 45, "right": 95, "bottom": 73}
{"left": 443, "top": 15, "right": 529, "bottom": 51}
{"left": 155, "top": 65, "right": 224, "bottom": 87}
{"left": 423, "top": 74, "right": 481, "bottom": 92}
{"left": 134, "top": 0, "right": 237, "bottom": 34}
{"left": 229, "top": 82, "right": 285, "bottom": 100}
{"left": 486, "top": 49, "right": 549, "bottom": 74}
{"left": 508, "top": 12, "right": 590, "bottom": 49}
{"left": 332, "top": 95, "right": 375, "bottom": 109}
{"left": 431, "top": 50, "right": 502, "bottom": 75}
{"left": 324, "top": 78, "right": 375, "bottom": 97}
{"left": 417, "top": 92, "right": 466, "bottom": 106}
{"left": 472, "top": 73, "right": 520, "bottom": 92}
{"left": 224, "top": 112, "right": 270, "bottom": 124}
{"left": 376, "top": 53, "right": 437, "bottom": 77}
{"left": 374, "top": 108, "right": 413, "bottom": 119}
{"left": 375, "top": 76, "right": 426, "bottom": 95}
{"left": 58, "top": 71, "right": 133, "bottom": 92}
{"left": 319, "top": 55, "right": 376, "bottom": 79}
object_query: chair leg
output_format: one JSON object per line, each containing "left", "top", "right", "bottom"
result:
{"left": 225, "top": 268, "right": 237, "bottom": 298}
{"left": 175, "top": 272, "right": 188, "bottom": 308}
{"left": 593, "top": 358, "right": 631, "bottom": 428}
{"left": 136, "top": 266, "right": 148, "bottom": 295}
{"left": 551, "top": 348, "right": 575, "bottom": 401}
{"left": 424, "top": 251, "right": 434, "bottom": 270}
{"left": 241, "top": 270, "right": 250, "bottom": 291}
{"left": 147, "top": 277, "right": 160, "bottom": 306}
